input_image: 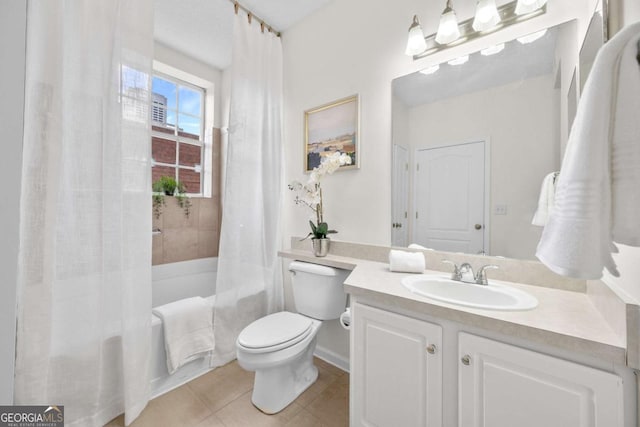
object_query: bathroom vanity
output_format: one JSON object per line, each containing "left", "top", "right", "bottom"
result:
{"left": 280, "top": 240, "right": 637, "bottom": 427}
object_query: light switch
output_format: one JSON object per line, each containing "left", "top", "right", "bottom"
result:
{"left": 494, "top": 204, "right": 508, "bottom": 215}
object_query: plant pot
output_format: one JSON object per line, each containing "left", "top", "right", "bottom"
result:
{"left": 312, "top": 238, "right": 330, "bottom": 257}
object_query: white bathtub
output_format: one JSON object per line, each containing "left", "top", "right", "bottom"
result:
{"left": 150, "top": 257, "right": 217, "bottom": 398}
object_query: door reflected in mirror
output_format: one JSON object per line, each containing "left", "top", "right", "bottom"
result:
{"left": 391, "top": 20, "right": 590, "bottom": 260}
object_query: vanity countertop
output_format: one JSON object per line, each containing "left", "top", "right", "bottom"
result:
{"left": 279, "top": 249, "right": 627, "bottom": 365}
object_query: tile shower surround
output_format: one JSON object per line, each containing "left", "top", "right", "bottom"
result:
{"left": 152, "top": 128, "right": 222, "bottom": 265}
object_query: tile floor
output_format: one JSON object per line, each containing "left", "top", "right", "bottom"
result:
{"left": 105, "top": 357, "right": 349, "bottom": 427}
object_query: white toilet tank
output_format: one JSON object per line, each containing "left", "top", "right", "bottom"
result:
{"left": 288, "top": 261, "right": 349, "bottom": 320}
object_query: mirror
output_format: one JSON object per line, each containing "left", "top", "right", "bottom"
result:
{"left": 579, "top": 0, "right": 608, "bottom": 93}
{"left": 391, "top": 20, "right": 588, "bottom": 260}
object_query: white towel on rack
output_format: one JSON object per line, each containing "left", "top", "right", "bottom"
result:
{"left": 536, "top": 23, "right": 640, "bottom": 279}
{"left": 153, "top": 297, "right": 215, "bottom": 374}
{"left": 532, "top": 172, "right": 558, "bottom": 226}
{"left": 389, "top": 249, "right": 425, "bottom": 273}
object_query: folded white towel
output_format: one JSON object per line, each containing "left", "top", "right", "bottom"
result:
{"left": 389, "top": 249, "right": 425, "bottom": 273}
{"left": 152, "top": 296, "right": 215, "bottom": 374}
{"left": 408, "top": 243, "right": 434, "bottom": 250}
{"left": 531, "top": 172, "right": 557, "bottom": 226}
{"left": 536, "top": 23, "right": 640, "bottom": 279}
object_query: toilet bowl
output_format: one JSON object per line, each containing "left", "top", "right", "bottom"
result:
{"left": 236, "top": 261, "right": 349, "bottom": 414}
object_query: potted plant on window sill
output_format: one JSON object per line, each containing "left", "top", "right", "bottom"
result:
{"left": 289, "top": 152, "right": 352, "bottom": 257}
{"left": 152, "top": 176, "right": 192, "bottom": 219}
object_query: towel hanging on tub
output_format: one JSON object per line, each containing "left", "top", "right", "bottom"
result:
{"left": 152, "top": 296, "right": 215, "bottom": 374}
{"left": 536, "top": 22, "right": 640, "bottom": 279}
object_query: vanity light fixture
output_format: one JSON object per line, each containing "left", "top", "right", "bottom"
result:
{"left": 481, "top": 43, "right": 505, "bottom": 56}
{"left": 406, "top": 0, "right": 548, "bottom": 60}
{"left": 405, "top": 15, "right": 428, "bottom": 56}
{"left": 515, "top": 0, "right": 548, "bottom": 16}
{"left": 435, "top": 0, "right": 461, "bottom": 45}
{"left": 419, "top": 64, "right": 440, "bottom": 75}
{"left": 472, "top": 0, "right": 501, "bottom": 32}
{"left": 448, "top": 55, "right": 469, "bottom": 66}
{"left": 517, "top": 28, "right": 547, "bottom": 44}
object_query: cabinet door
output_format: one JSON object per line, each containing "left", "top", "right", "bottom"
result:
{"left": 459, "top": 333, "right": 623, "bottom": 427}
{"left": 352, "top": 303, "right": 442, "bottom": 427}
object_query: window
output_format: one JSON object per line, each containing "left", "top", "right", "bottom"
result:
{"left": 151, "top": 73, "right": 205, "bottom": 194}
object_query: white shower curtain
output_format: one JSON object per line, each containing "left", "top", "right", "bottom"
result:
{"left": 213, "top": 13, "right": 284, "bottom": 366}
{"left": 15, "top": 1, "right": 153, "bottom": 426}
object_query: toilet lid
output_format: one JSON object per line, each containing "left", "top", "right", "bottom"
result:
{"left": 238, "top": 312, "right": 313, "bottom": 349}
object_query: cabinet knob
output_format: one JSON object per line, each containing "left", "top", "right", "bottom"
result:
{"left": 475, "top": 224, "right": 482, "bottom": 230}
{"left": 426, "top": 344, "right": 437, "bottom": 354}
{"left": 461, "top": 355, "right": 471, "bottom": 366}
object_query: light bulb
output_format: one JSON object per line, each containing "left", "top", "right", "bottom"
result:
{"left": 435, "top": 1, "right": 460, "bottom": 45}
{"left": 517, "top": 29, "right": 547, "bottom": 44}
{"left": 515, "top": 0, "right": 547, "bottom": 15}
{"left": 481, "top": 43, "right": 505, "bottom": 56}
{"left": 448, "top": 55, "right": 469, "bottom": 66}
{"left": 472, "top": 0, "right": 501, "bottom": 32}
{"left": 419, "top": 65, "right": 440, "bottom": 75}
{"left": 405, "top": 15, "right": 427, "bottom": 56}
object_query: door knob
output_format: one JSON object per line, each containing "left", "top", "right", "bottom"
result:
{"left": 474, "top": 224, "right": 482, "bottom": 230}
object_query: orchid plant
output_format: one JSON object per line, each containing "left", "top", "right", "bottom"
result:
{"left": 288, "top": 152, "right": 352, "bottom": 240}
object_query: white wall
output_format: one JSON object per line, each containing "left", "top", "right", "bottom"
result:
{"left": 281, "top": 0, "right": 599, "bottom": 363}
{"left": 405, "top": 75, "right": 558, "bottom": 259}
{"left": 0, "top": 1, "right": 26, "bottom": 404}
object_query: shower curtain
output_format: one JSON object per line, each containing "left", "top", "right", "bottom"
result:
{"left": 15, "top": 1, "right": 153, "bottom": 426}
{"left": 213, "top": 12, "right": 284, "bottom": 366}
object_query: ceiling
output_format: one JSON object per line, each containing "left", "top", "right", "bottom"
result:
{"left": 153, "top": 0, "right": 332, "bottom": 70}
{"left": 393, "top": 26, "right": 560, "bottom": 108}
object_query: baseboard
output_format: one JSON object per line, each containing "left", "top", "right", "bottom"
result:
{"left": 314, "top": 345, "right": 350, "bottom": 373}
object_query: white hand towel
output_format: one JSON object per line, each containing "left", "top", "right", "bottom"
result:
{"left": 152, "top": 296, "right": 215, "bottom": 374}
{"left": 389, "top": 249, "right": 425, "bottom": 273}
{"left": 536, "top": 23, "right": 640, "bottom": 279}
{"left": 531, "top": 172, "right": 557, "bottom": 226}
{"left": 611, "top": 34, "right": 640, "bottom": 245}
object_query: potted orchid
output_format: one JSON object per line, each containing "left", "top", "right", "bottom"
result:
{"left": 288, "top": 152, "right": 352, "bottom": 257}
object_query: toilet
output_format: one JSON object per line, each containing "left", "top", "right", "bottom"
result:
{"left": 236, "top": 261, "right": 349, "bottom": 414}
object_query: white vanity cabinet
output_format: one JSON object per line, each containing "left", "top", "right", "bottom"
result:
{"left": 351, "top": 303, "right": 443, "bottom": 427}
{"left": 458, "top": 332, "right": 623, "bottom": 427}
{"left": 351, "top": 302, "right": 626, "bottom": 427}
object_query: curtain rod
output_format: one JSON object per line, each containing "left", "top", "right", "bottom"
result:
{"left": 229, "top": 0, "right": 281, "bottom": 37}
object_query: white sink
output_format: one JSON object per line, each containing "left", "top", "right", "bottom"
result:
{"left": 401, "top": 275, "right": 538, "bottom": 311}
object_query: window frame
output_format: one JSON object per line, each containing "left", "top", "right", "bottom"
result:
{"left": 151, "top": 71, "right": 206, "bottom": 196}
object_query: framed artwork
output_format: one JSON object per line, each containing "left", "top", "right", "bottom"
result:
{"left": 304, "top": 95, "right": 359, "bottom": 172}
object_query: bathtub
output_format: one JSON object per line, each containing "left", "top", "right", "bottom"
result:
{"left": 150, "top": 257, "right": 217, "bottom": 398}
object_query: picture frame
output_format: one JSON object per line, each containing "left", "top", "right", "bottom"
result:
{"left": 304, "top": 94, "right": 359, "bottom": 172}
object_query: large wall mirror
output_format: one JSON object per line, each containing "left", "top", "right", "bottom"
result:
{"left": 391, "top": 6, "right": 606, "bottom": 261}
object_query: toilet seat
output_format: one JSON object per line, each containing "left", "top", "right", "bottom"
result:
{"left": 237, "top": 312, "right": 313, "bottom": 354}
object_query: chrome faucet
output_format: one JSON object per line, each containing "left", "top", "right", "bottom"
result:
{"left": 441, "top": 260, "right": 499, "bottom": 286}
{"left": 475, "top": 264, "right": 499, "bottom": 285}
{"left": 458, "top": 263, "right": 475, "bottom": 283}
{"left": 441, "top": 260, "right": 462, "bottom": 281}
